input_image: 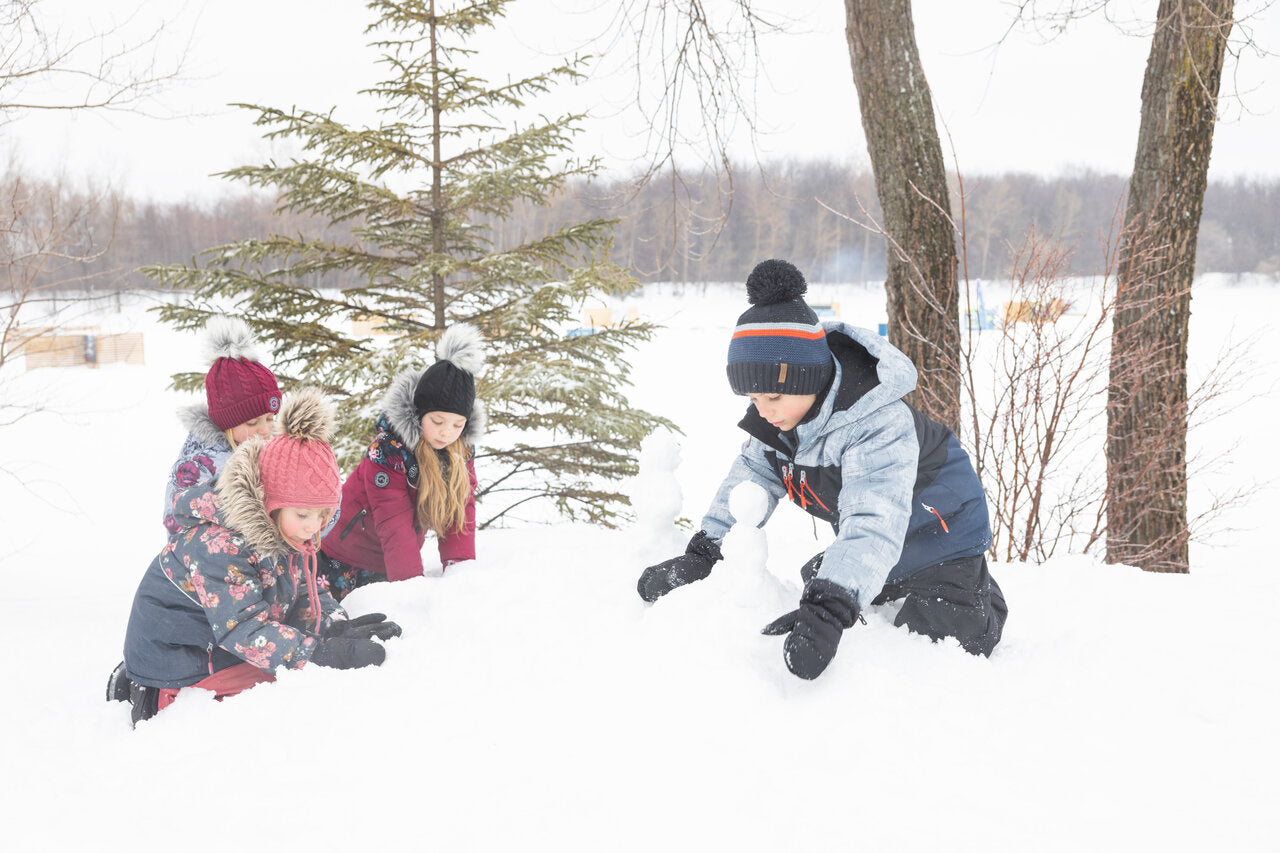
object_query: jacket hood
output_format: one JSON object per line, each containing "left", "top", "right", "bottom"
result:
{"left": 177, "top": 403, "right": 227, "bottom": 447}
{"left": 381, "top": 366, "right": 487, "bottom": 449}
{"left": 216, "top": 436, "right": 293, "bottom": 559}
{"left": 807, "top": 322, "right": 917, "bottom": 432}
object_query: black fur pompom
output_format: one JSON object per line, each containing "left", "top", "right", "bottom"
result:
{"left": 745, "top": 259, "right": 807, "bottom": 305}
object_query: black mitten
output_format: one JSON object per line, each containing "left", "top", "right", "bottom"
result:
{"left": 311, "top": 637, "right": 387, "bottom": 670}
{"left": 325, "top": 612, "right": 403, "bottom": 641}
{"left": 636, "top": 531, "right": 723, "bottom": 603}
{"left": 762, "top": 578, "right": 859, "bottom": 680}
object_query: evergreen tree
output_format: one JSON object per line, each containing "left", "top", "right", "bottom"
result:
{"left": 147, "top": 0, "right": 671, "bottom": 527}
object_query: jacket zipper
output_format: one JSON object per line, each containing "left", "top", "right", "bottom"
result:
{"left": 339, "top": 508, "right": 367, "bottom": 540}
{"left": 784, "top": 462, "right": 832, "bottom": 514}
{"left": 798, "top": 471, "right": 831, "bottom": 512}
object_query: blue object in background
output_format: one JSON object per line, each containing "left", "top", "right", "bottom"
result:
{"left": 966, "top": 280, "right": 997, "bottom": 331}
{"left": 877, "top": 322, "right": 888, "bottom": 337}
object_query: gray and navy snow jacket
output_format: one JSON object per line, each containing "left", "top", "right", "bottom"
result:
{"left": 126, "top": 434, "right": 346, "bottom": 689}
{"left": 699, "top": 321, "right": 991, "bottom": 609}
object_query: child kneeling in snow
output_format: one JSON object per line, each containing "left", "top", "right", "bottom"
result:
{"left": 637, "top": 260, "right": 1007, "bottom": 680}
{"left": 318, "top": 324, "right": 484, "bottom": 600}
{"left": 115, "top": 387, "right": 400, "bottom": 726}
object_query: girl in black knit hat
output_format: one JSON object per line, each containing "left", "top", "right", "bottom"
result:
{"left": 637, "top": 259, "right": 1006, "bottom": 680}
{"left": 317, "top": 324, "right": 486, "bottom": 601}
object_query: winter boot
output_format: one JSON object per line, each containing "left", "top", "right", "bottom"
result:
{"left": 128, "top": 681, "right": 159, "bottom": 728}
{"left": 106, "top": 661, "right": 131, "bottom": 702}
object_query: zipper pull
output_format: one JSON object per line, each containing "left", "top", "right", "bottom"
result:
{"left": 922, "top": 502, "right": 950, "bottom": 533}
{"left": 802, "top": 476, "right": 831, "bottom": 513}
{"left": 798, "top": 470, "right": 809, "bottom": 508}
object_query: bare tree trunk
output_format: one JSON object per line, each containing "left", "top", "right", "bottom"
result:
{"left": 844, "top": 0, "right": 960, "bottom": 431}
{"left": 1107, "top": 0, "right": 1234, "bottom": 573}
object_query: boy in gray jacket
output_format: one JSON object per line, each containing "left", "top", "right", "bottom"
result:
{"left": 637, "top": 260, "right": 1006, "bottom": 679}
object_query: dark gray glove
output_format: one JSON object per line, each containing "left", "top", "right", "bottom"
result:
{"left": 762, "top": 578, "right": 860, "bottom": 680}
{"left": 324, "top": 612, "right": 402, "bottom": 641}
{"left": 637, "top": 531, "right": 723, "bottom": 602}
{"left": 311, "top": 637, "right": 386, "bottom": 670}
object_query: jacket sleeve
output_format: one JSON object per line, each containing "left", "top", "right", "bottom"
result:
{"left": 814, "top": 402, "right": 918, "bottom": 606}
{"left": 437, "top": 456, "right": 478, "bottom": 564}
{"left": 698, "top": 437, "right": 788, "bottom": 541}
{"left": 162, "top": 437, "right": 224, "bottom": 533}
{"left": 365, "top": 462, "right": 427, "bottom": 582}
{"left": 186, "top": 537, "right": 318, "bottom": 672}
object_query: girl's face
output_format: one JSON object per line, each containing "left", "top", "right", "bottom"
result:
{"left": 421, "top": 411, "right": 467, "bottom": 450}
{"left": 276, "top": 507, "right": 327, "bottom": 548}
{"left": 230, "top": 413, "right": 275, "bottom": 444}
{"left": 747, "top": 392, "right": 817, "bottom": 432}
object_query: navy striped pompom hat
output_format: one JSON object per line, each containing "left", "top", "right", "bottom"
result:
{"left": 726, "top": 259, "right": 833, "bottom": 395}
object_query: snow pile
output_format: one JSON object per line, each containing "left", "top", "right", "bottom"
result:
{"left": 1, "top": 282, "right": 1277, "bottom": 850}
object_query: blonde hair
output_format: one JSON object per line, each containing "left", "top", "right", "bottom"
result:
{"left": 269, "top": 507, "right": 334, "bottom": 549}
{"left": 224, "top": 429, "right": 239, "bottom": 450}
{"left": 414, "top": 437, "right": 471, "bottom": 536}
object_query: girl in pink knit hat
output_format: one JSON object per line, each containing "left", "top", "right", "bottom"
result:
{"left": 318, "top": 324, "right": 485, "bottom": 600}
{"left": 160, "top": 316, "right": 283, "bottom": 534}
{"left": 110, "top": 387, "right": 400, "bottom": 726}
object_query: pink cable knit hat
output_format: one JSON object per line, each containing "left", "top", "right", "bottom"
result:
{"left": 202, "top": 316, "right": 282, "bottom": 430}
{"left": 258, "top": 387, "right": 342, "bottom": 514}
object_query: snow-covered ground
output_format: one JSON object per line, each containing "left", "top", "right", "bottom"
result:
{"left": 1, "top": 278, "right": 1277, "bottom": 851}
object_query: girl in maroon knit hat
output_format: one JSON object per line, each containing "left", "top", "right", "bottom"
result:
{"left": 112, "top": 387, "right": 400, "bottom": 726}
{"left": 318, "top": 324, "right": 486, "bottom": 601}
{"left": 160, "top": 316, "right": 283, "bottom": 534}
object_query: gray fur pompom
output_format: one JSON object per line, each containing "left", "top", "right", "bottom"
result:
{"left": 437, "top": 323, "right": 486, "bottom": 376}
{"left": 276, "top": 387, "right": 336, "bottom": 443}
{"left": 202, "top": 315, "right": 263, "bottom": 365}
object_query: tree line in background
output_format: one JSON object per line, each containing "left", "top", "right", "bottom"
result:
{"left": 10, "top": 162, "right": 1278, "bottom": 297}
{"left": 2, "top": 0, "right": 1262, "bottom": 572}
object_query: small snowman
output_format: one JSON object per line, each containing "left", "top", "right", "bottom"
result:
{"left": 719, "top": 481, "right": 770, "bottom": 573}
{"left": 716, "top": 481, "right": 790, "bottom": 610}
{"left": 631, "top": 430, "right": 687, "bottom": 562}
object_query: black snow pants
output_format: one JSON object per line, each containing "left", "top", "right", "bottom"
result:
{"left": 800, "top": 552, "right": 1007, "bottom": 657}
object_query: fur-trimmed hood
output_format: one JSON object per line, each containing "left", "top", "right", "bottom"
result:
{"left": 216, "top": 437, "right": 292, "bottom": 559}
{"left": 213, "top": 387, "right": 339, "bottom": 559}
{"left": 176, "top": 403, "right": 227, "bottom": 447}
{"left": 381, "top": 369, "right": 487, "bottom": 449}
{"left": 381, "top": 325, "right": 488, "bottom": 448}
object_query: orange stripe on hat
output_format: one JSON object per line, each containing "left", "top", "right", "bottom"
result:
{"left": 731, "top": 327, "right": 826, "bottom": 340}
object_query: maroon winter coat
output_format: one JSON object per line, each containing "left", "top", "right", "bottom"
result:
{"left": 322, "top": 431, "right": 476, "bottom": 580}
{"left": 321, "top": 366, "right": 484, "bottom": 581}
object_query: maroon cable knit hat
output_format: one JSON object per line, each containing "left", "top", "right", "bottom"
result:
{"left": 202, "top": 316, "right": 282, "bottom": 431}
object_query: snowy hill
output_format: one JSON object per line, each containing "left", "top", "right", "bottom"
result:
{"left": 1, "top": 278, "right": 1277, "bottom": 850}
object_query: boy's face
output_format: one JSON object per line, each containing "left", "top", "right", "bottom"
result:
{"left": 747, "top": 393, "right": 817, "bottom": 432}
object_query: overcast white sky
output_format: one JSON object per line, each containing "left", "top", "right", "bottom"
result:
{"left": 8, "top": 0, "right": 1279, "bottom": 203}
